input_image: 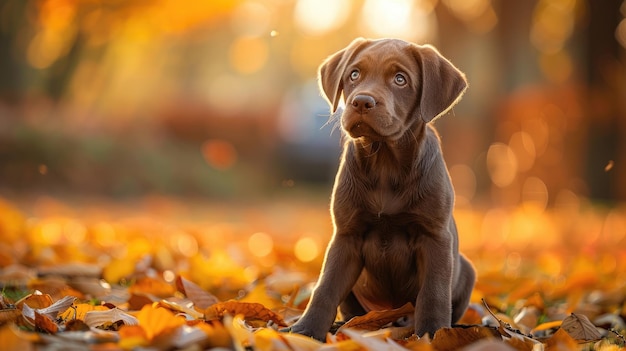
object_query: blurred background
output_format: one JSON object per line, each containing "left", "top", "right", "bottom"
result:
{"left": 0, "top": 0, "right": 625, "bottom": 207}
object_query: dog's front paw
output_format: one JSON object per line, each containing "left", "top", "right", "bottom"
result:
{"left": 287, "top": 322, "right": 327, "bottom": 342}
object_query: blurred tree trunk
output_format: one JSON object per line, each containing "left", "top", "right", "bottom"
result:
{"left": 584, "top": 0, "right": 625, "bottom": 202}
{"left": 0, "top": 0, "right": 28, "bottom": 101}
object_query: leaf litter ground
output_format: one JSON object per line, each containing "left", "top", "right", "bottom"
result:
{"left": 0, "top": 195, "right": 625, "bottom": 350}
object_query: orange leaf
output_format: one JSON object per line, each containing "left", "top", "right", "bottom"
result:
{"left": 129, "top": 277, "right": 176, "bottom": 298}
{"left": 16, "top": 293, "right": 54, "bottom": 310}
{"left": 119, "top": 325, "right": 149, "bottom": 349}
{"left": 545, "top": 328, "right": 578, "bottom": 350}
{"left": 136, "top": 304, "right": 185, "bottom": 341}
{"left": 340, "top": 302, "right": 414, "bottom": 331}
{"left": 34, "top": 311, "right": 58, "bottom": 334}
{"left": 431, "top": 326, "right": 501, "bottom": 351}
{"left": 205, "top": 301, "right": 287, "bottom": 327}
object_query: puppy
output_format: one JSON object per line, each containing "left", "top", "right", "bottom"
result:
{"left": 289, "top": 38, "right": 476, "bottom": 341}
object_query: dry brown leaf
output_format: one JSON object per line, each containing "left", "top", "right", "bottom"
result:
{"left": 545, "top": 328, "right": 578, "bottom": 350}
{"left": 561, "top": 313, "right": 602, "bottom": 342}
{"left": 205, "top": 301, "right": 287, "bottom": 327}
{"left": 431, "top": 326, "right": 501, "bottom": 351}
{"left": 175, "top": 275, "right": 219, "bottom": 309}
{"left": 503, "top": 335, "right": 537, "bottom": 351}
{"left": 64, "top": 319, "right": 90, "bottom": 331}
{"left": 128, "top": 292, "right": 159, "bottom": 310}
{"left": 339, "top": 302, "right": 414, "bottom": 331}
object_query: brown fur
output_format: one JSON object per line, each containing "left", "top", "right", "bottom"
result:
{"left": 289, "top": 38, "right": 476, "bottom": 341}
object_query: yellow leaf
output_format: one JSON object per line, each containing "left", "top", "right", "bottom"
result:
{"left": 58, "top": 303, "right": 108, "bottom": 322}
{"left": 253, "top": 328, "right": 290, "bottom": 351}
{"left": 136, "top": 304, "right": 185, "bottom": 341}
{"left": 102, "top": 257, "right": 136, "bottom": 283}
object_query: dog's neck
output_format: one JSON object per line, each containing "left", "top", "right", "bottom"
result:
{"left": 348, "top": 123, "right": 426, "bottom": 172}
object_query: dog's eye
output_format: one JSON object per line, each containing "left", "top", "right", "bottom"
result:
{"left": 394, "top": 73, "right": 407, "bottom": 86}
{"left": 350, "top": 70, "right": 360, "bottom": 81}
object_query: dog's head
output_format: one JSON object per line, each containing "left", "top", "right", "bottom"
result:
{"left": 319, "top": 38, "right": 467, "bottom": 141}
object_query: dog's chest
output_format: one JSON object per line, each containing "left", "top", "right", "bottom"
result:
{"left": 364, "top": 169, "right": 408, "bottom": 216}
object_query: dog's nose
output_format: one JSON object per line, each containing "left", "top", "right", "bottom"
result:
{"left": 351, "top": 95, "right": 376, "bottom": 112}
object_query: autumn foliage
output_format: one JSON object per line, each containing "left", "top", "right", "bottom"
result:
{"left": 1, "top": 196, "right": 626, "bottom": 350}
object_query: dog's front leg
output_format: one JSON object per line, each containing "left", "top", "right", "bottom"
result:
{"left": 414, "top": 232, "right": 454, "bottom": 337}
{"left": 289, "top": 233, "right": 363, "bottom": 341}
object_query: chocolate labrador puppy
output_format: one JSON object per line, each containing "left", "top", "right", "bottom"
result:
{"left": 289, "top": 38, "right": 476, "bottom": 341}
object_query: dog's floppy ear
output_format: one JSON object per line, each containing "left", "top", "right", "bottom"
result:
{"left": 318, "top": 38, "right": 368, "bottom": 113}
{"left": 414, "top": 44, "right": 467, "bottom": 123}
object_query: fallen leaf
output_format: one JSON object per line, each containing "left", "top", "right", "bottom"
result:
{"left": 545, "top": 328, "right": 578, "bottom": 350}
{"left": 84, "top": 308, "right": 139, "bottom": 327}
{"left": 156, "top": 299, "right": 204, "bottom": 319}
{"left": 175, "top": 275, "right": 219, "bottom": 309}
{"left": 431, "top": 326, "right": 501, "bottom": 351}
{"left": 58, "top": 303, "right": 109, "bottom": 322}
{"left": 102, "top": 257, "right": 137, "bottom": 284}
{"left": 64, "top": 319, "right": 90, "bottom": 331}
{"left": 129, "top": 276, "right": 176, "bottom": 298}
{"left": 136, "top": 304, "right": 186, "bottom": 341}
{"left": 561, "top": 313, "right": 602, "bottom": 342}
{"left": 341, "top": 328, "right": 408, "bottom": 351}
{"left": 531, "top": 320, "right": 562, "bottom": 336}
{"left": 253, "top": 327, "right": 291, "bottom": 351}
{"left": 15, "top": 293, "right": 54, "bottom": 311}
{"left": 0, "top": 308, "right": 21, "bottom": 325}
{"left": 22, "top": 295, "right": 75, "bottom": 326}
{"left": 339, "top": 303, "right": 414, "bottom": 331}
{"left": 205, "top": 301, "right": 287, "bottom": 327}
{"left": 34, "top": 311, "right": 58, "bottom": 334}
{"left": 195, "top": 320, "right": 233, "bottom": 349}
{"left": 127, "top": 292, "right": 159, "bottom": 310}
{"left": 118, "top": 325, "right": 149, "bottom": 349}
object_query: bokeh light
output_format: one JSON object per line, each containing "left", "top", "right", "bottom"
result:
{"left": 248, "top": 232, "right": 274, "bottom": 258}
{"left": 294, "top": 236, "right": 319, "bottom": 263}
{"left": 486, "top": 143, "right": 518, "bottom": 188}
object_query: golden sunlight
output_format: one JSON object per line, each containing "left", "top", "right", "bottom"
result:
{"left": 360, "top": 0, "right": 434, "bottom": 41}
{"left": 294, "top": 0, "right": 351, "bottom": 36}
